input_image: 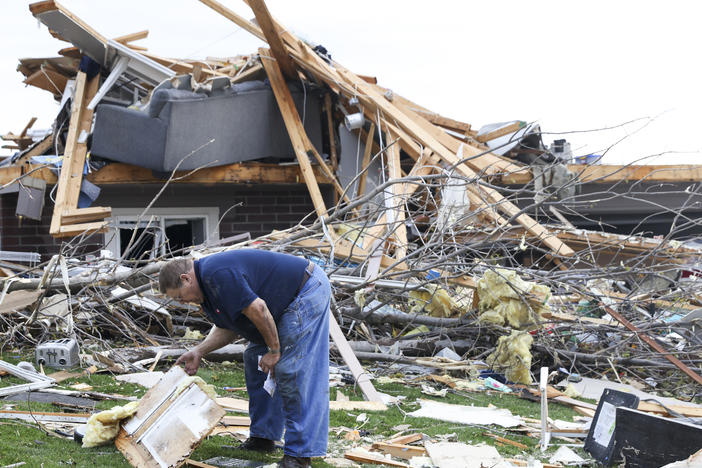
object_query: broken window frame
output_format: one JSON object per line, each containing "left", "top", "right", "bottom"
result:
{"left": 103, "top": 207, "right": 220, "bottom": 259}
{"left": 0, "top": 360, "right": 55, "bottom": 397}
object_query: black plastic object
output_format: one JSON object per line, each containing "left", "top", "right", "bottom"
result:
{"left": 614, "top": 407, "right": 702, "bottom": 468}
{"left": 584, "top": 388, "right": 640, "bottom": 465}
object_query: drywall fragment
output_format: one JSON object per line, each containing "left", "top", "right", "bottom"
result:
{"left": 486, "top": 330, "right": 534, "bottom": 384}
{"left": 477, "top": 269, "right": 550, "bottom": 328}
{"left": 548, "top": 446, "right": 585, "bottom": 464}
{"left": 115, "top": 371, "right": 164, "bottom": 388}
{"left": 424, "top": 442, "right": 510, "bottom": 468}
{"left": 117, "top": 366, "right": 225, "bottom": 467}
{"left": 83, "top": 401, "right": 139, "bottom": 447}
{"left": 408, "top": 399, "right": 521, "bottom": 427}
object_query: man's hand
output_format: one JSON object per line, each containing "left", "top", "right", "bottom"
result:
{"left": 259, "top": 351, "right": 280, "bottom": 377}
{"left": 176, "top": 349, "right": 203, "bottom": 375}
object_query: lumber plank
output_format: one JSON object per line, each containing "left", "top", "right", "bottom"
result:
{"left": 260, "top": 47, "right": 328, "bottom": 219}
{"left": 247, "top": 0, "right": 297, "bottom": 79}
{"left": 61, "top": 206, "right": 112, "bottom": 225}
{"left": 198, "top": 0, "right": 265, "bottom": 41}
{"left": 387, "top": 433, "right": 423, "bottom": 445}
{"left": 371, "top": 442, "right": 427, "bottom": 460}
{"left": 49, "top": 70, "right": 90, "bottom": 235}
{"left": 475, "top": 121, "right": 525, "bottom": 143}
{"left": 384, "top": 126, "right": 408, "bottom": 259}
{"left": 345, "top": 451, "right": 410, "bottom": 467}
{"left": 85, "top": 161, "right": 328, "bottom": 185}
{"left": 14, "top": 135, "right": 53, "bottom": 166}
{"left": 329, "top": 312, "right": 386, "bottom": 404}
{"left": 569, "top": 164, "right": 702, "bottom": 183}
{"left": 113, "top": 30, "right": 148, "bottom": 44}
{"left": 56, "top": 220, "right": 109, "bottom": 238}
{"left": 48, "top": 70, "right": 110, "bottom": 237}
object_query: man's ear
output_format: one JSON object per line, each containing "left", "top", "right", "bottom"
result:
{"left": 179, "top": 272, "right": 190, "bottom": 284}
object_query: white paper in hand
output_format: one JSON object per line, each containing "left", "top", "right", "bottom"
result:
{"left": 257, "top": 355, "right": 276, "bottom": 397}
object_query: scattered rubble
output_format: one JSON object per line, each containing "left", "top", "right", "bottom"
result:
{"left": 2, "top": 0, "right": 702, "bottom": 466}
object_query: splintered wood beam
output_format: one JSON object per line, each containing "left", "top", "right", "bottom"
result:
{"left": 336, "top": 68, "right": 574, "bottom": 258}
{"left": 247, "top": 0, "right": 298, "bottom": 79}
{"left": 49, "top": 72, "right": 111, "bottom": 238}
{"left": 198, "top": 0, "right": 265, "bottom": 41}
{"left": 50, "top": 70, "right": 90, "bottom": 235}
{"left": 476, "top": 121, "right": 525, "bottom": 143}
{"left": 260, "top": 48, "right": 328, "bottom": 219}
{"left": 329, "top": 313, "right": 386, "bottom": 404}
{"left": 422, "top": 113, "right": 473, "bottom": 134}
{"left": 113, "top": 30, "right": 148, "bottom": 44}
{"left": 384, "top": 127, "right": 408, "bottom": 260}
{"left": 20, "top": 117, "right": 38, "bottom": 138}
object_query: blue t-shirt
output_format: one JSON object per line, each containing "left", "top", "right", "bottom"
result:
{"left": 193, "top": 249, "right": 308, "bottom": 344}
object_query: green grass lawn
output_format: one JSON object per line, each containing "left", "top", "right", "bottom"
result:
{"left": 0, "top": 352, "right": 588, "bottom": 467}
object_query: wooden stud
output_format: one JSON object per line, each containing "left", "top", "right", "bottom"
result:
{"left": 247, "top": 0, "right": 298, "bottom": 79}
{"left": 259, "top": 48, "right": 328, "bottom": 219}
{"left": 475, "top": 121, "right": 525, "bottom": 143}
{"left": 329, "top": 314, "right": 385, "bottom": 404}
{"left": 113, "top": 30, "right": 148, "bottom": 44}
{"left": 61, "top": 207, "right": 112, "bottom": 225}
{"left": 384, "top": 127, "right": 408, "bottom": 260}
{"left": 371, "top": 442, "right": 427, "bottom": 460}
{"left": 198, "top": 0, "right": 265, "bottom": 41}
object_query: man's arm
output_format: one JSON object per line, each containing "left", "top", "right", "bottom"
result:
{"left": 176, "top": 326, "right": 238, "bottom": 375}
{"left": 241, "top": 298, "right": 281, "bottom": 375}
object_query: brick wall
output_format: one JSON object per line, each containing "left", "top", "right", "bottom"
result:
{"left": 0, "top": 192, "right": 62, "bottom": 258}
{"left": 1, "top": 183, "right": 331, "bottom": 261}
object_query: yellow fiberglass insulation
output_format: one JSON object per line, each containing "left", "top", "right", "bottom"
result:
{"left": 82, "top": 401, "right": 139, "bottom": 448}
{"left": 486, "top": 330, "right": 534, "bottom": 384}
{"left": 174, "top": 375, "right": 218, "bottom": 400}
{"left": 477, "top": 269, "right": 550, "bottom": 328}
{"left": 408, "top": 284, "right": 472, "bottom": 318}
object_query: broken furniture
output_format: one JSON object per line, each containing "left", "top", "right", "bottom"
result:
{"left": 91, "top": 79, "right": 324, "bottom": 172}
{"left": 116, "top": 366, "right": 225, "bottom": 467}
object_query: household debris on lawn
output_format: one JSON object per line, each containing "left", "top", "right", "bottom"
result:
{"left": 2, "top": 0, "right": 702, "bottom": 466}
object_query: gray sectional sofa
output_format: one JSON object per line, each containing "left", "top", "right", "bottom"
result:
{"left": 91, "top": 80, "right": 324, "bottom": 172}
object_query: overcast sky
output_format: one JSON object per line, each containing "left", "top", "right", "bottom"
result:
{"left": 1, "top": 0, "right": 700, "bottom": 164}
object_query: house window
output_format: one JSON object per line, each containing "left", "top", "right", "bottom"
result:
{"left": 104, "top": 207, "right": 219, "bottom": 262}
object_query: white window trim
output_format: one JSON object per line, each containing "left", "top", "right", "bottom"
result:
{"left": 104, "top": 207, "right": 220, "bottom": 258}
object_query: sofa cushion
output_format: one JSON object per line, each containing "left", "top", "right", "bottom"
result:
{"left": 148, "top": 88, "right": 205, "bottom": 118}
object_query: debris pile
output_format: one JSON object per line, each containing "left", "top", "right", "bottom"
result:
{"left": 2, "top": 0, "right": 702, "bottom": 466}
